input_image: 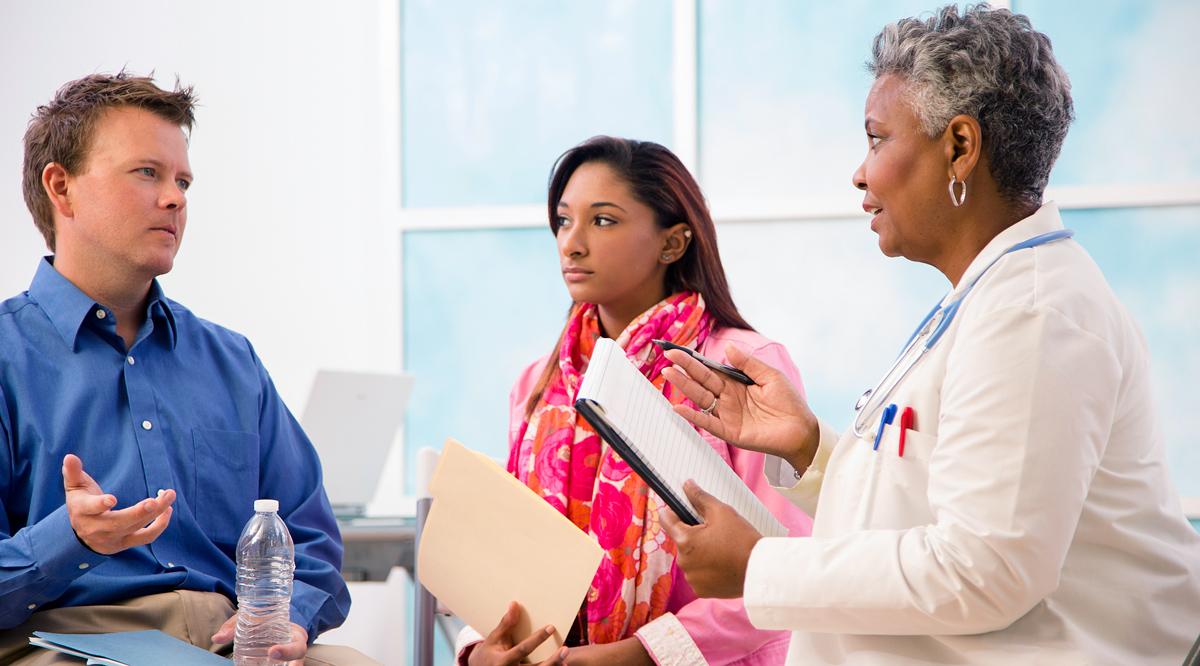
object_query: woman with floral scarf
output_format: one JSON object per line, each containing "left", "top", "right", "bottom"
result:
{"left": 459, "top": 136, "right": 812, "bottom": 666}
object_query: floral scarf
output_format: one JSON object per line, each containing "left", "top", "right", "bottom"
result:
{"left": 507, "top": 292, "right": 712, "bottom": 644}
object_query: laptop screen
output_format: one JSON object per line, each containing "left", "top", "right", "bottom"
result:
{"left": 299, "top": 370, "right": 414, "bottom": 514}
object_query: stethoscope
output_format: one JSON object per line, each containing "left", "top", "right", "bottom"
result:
{"left": 851, "top": 229, "right": 1075, "bottom": 437}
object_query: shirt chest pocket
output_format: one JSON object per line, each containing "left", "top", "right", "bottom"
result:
{"left": 192, "top": 428, "right": 260, "bottom": 547}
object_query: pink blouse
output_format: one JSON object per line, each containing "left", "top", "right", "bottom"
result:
{"left": 507, "top": 327, "right": 813, "bottom": 665}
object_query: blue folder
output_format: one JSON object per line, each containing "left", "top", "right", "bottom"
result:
{"left": 30, "top": 630, "right": 230, "bottom": 665}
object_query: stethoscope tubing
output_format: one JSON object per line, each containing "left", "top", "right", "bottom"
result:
{"left": 850, "top": 229, "right": 1075, "bottom": 438}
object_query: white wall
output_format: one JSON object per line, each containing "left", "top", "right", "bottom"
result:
{"left": 1, "top": 3, "right": 406, "bottom": 659}
{"left": 0, "top": 0, "right": 402, "bottom": 411}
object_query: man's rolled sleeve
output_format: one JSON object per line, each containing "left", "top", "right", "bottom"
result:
{"left": 289, "top": 578, "right": 342, "bottom": 641}
{"left": 25, "top": 505, "right": 108, "bottom": 582}
{"left": 249, "top": 342, "right": 350, "bottom": 639}
{"left": 0, "top": 505, "right": 108, "bottom": 628}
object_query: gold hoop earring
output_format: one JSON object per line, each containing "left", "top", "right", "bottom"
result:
{"left": 948, "top": 175, "right": 967, "bottom": 207}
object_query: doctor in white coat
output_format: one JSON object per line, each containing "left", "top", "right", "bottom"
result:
{"left": 659, "top": 5, "right": 1200, "bottom": 665}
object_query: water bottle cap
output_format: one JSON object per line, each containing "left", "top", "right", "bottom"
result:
{"left": 254, "top": 499, "right": 279, "bottom": 513}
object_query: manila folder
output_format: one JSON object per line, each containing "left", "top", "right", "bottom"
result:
{"left": 417, "top": 438, "right": 603, "bottom": 662}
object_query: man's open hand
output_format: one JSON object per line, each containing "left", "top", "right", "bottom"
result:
{"left": 63, "top": 453, "right": 175, "bottom": 555}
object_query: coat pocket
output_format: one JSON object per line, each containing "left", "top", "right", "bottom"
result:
{"left": 831, "top": 423, "right": 938, "bottom": 529}
{"left": 872, "top": 424, "right": 937, "bottom": 525}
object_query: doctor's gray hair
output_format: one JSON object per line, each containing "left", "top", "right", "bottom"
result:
{"left": 868, "top": 4, "right": 1073, "bottom": 208}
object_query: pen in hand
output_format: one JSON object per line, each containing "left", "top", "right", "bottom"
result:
{"left": 652, "top": 339, "right": 757, "bottom": 385}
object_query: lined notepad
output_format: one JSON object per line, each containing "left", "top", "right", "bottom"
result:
{"left": 575, "top": 338, "right": 787, "bottom": 538}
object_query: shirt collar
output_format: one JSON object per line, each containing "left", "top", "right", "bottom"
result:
{"left": 145, "top": 279, "right": 178, "bottom": 350}
{"left": 28, "top": 257, "right": 178, "bottom": 351}
{"left": 947, "top": 201, "right": 1065, "bottom": 300}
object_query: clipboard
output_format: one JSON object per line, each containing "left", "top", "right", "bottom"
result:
{"left": 573, "top": 338, "right": 787, "bottom": 538}
{"left": 575, "top": 398, "right": 700, "bottom": 526}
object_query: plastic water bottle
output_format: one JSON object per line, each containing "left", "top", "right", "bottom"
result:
{"left": 234, "top": 499, "right": 295, "bottom": 666}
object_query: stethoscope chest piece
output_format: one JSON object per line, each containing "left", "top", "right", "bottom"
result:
{"left": 854, "top": 388, "right": 873, "bottom": 412}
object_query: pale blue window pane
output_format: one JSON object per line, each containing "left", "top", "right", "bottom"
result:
{"left": 714, "top": 219, "right": 947, "bottom": 429}
{"left": 1065, "top": 206, "right": 1200, "bottom": 497}
{"left": 403, "top": 0, "right": 674, "bottom": 208}
{"left": 718, "top": 206, "right": 1200, "bottom": 499}
{"left": 402, "top": 228, "right": 570, "bottom": 488}
{"left": 698, "top": 1, "right": 948, "bottom": 205}
{"left": 1016, "top": 0, "right": 1200, "bottom": 185}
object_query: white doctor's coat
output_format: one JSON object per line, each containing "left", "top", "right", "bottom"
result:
{"left": 746, "top": 203, "right": 1200, "bottom": 665}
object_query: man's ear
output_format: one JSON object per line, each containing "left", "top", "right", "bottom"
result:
{"left": 42, "top": 162, "right": 76, "bottom": 222}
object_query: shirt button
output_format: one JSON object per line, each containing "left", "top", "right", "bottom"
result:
{"left": 141, "top": 420, "right": 153, "bottom": 431}
{"left": 27, "top": 603, "right": 36, "bottom": 610}
{"left": 167, "top": 562, "right": 175, "bottom": 568}
{"left": 78, "top": 563, "right": 89, "bottom": 570}
{"left": 95, "top": 309, "right": 106, "bottom": 320}
{"left": 127, "top": 356, "right": 136, "bottom": 365}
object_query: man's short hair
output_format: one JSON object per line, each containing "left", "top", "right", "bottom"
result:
{"left": 22, "top": 71, "right": 197, "bottom": 251}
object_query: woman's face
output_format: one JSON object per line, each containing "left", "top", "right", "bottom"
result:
{"left": 555, "top": 161, "right": 671, "bottom": 312}
{"left": 853, "top": 74, "right": 954, "bottom": 263}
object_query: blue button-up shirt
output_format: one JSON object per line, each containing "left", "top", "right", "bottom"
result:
{"left": 0, "top": 259, "right": 349, "bottom": 637}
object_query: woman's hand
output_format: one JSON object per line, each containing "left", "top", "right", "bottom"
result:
{"left": 660, "top": 480, "right": 764, "bottom": 599}
{"left": 663, "top": 344, "right": 819, "bottom": 474}
{"left": 561, "top": 637, "right": 653, "bottom": 665}
{"left": 467, "top": 602, "right": 568, "bottom": 666}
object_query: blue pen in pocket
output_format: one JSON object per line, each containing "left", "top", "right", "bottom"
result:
{"left": 873, "top": 403, "right": 898, "bottom": 451}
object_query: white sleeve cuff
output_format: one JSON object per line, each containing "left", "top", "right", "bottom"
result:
{"left": 454, "top": 625, "right": 484, "bottom": 666}
{"left": 634, "top": 612, "right": 707, "bottom": 666}
{"left": 764, "top": 419, "right": 840, "bottom": 516}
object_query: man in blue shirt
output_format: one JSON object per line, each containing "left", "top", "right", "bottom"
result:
{"left": 0, "top": 73, "right": 373, "bottom": 665}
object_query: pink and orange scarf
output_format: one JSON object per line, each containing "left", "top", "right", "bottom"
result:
{"left": 508, "top": 291, "right": 712, "bottom": 644}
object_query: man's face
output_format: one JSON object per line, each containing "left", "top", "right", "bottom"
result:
{"left": 60, "top": 106, "right": 192, "bottom": 280}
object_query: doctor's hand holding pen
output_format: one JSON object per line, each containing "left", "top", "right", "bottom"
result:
{"left": 661, "top": 344, "right": 819, "bottom": 476}
{"left": 658, "top": 344, "right": 817, "bottom": 599}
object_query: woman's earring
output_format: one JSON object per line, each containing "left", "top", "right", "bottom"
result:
{"left": 948, "top": 174, "right": 967, "bottom": 207}
{"left": 661, "top": 253, "right": 672, "bottom": 261}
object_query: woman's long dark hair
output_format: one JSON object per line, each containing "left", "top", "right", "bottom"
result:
{"left": 524, "top": 136, "right": 752, "bottom": 418}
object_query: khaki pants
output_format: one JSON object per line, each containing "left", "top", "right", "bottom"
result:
{"left": 0, "top": 591, "right": 378, "bottom": 665}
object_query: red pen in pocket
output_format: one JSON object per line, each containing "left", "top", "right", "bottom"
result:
{"left": 897, "top": 407, "right": 915, "bottom": 457}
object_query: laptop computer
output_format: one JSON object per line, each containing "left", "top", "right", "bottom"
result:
{"left": 300, "top": 369, "right": 414, "bottom": 518}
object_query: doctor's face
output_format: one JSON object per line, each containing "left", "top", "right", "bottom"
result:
{"left": 554, "top": 161, "right": 669, "bottom": 315}
{"left": 853, "top": 74, "right": 954, "bottom": 264}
